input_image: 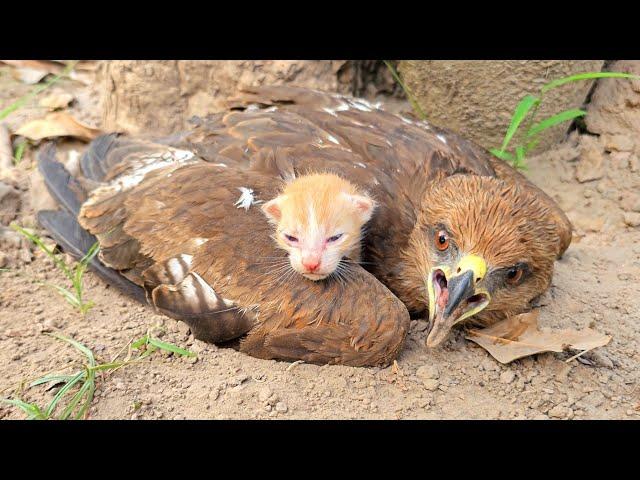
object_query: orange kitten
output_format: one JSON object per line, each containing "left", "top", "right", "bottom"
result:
{"left": 261, "top": 173, "right": 376, "bottom": 281}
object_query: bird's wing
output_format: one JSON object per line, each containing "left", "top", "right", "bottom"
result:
{"left": 67, "top": 136, "right": 410, "bottom": 364}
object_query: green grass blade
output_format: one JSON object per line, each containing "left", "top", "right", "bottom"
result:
{"left": 541, "top": 72, "right": 640, "bottom": 94}
{"left": 11, "top": 224, "right": 72, "bottom": 278}
{"left": 383, "top": 60, "right": 427, "bottom": 120}
{"left": 0, "top": 61, "right": 78, "bottom": 121}
{"left": 2, "top": 398, "right": 47, "bottom": 419}
{"left": 499, "top": 94, "right": 539, "bottom": 153}
{"left": 527, "top": 109, "right": 586, "bottom": 138}
{"left": 489, "top": 148, "right": 515, "bottom": 162}
{"left": 80, "top": 242, "right": 100, "bottom": 266}
{"left": 526, "top": 137, "right": 541, "bottom": 153}
{"left": 45, "top": 371, "right": 85, "bottom": 418}
{"left": 59, "top": 379, "right": 92, "bottom": 420}
{"left": 131, "top": 335, "right": 149, "bottom": 350}
{"left": 513, "top": 146, "right": 527, "bottom": 170}
{"left": 78, "top": 300, "right": 95, "bottom": 315}
{"left": 147, "top": 337, "right": 196, "bottom": 357}
{"left": 50, "top": 333, "right": 95, "bottom": 367}
{"left": 30, "top": 375, "right": 76, "bottom": 388}
{"left": 75, "top": 381, "right": 95, "bottom": 419}
{"left": 13, "top": 141, "right": 26, "bottom": 165}
{"left": 89, "top": 361, "right": 131, "bottom": 372}
{"left": 44, "top": 282, "right": 81, "bottom": 308}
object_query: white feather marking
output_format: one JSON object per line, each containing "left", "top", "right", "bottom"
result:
{"left": 190, "top": 272, "right": 221, "bottom": 309}
{"left": 213, "top": 163, "right": 228, "bottom": 168}
{"left": 235, "top": 187, "right": 263, "bottom": 211}
{"left": 323, "top": 107, "right": 338, "bottom": 116}
{"left": 166, "top": 254, "right": 193, "bottom": 284}
{"left": 327, "top": 135, "right": 339, "bottom": 144}
{"left": 436, "top": 134, "right": 448, "bottom": 145}
{"left": 355, "top": 162, "right": 367, "bottom": 168}
{"left": 172, "top": 149, "right": 195, "bottom": 161}
{"left": 106, "top": 148, "right": 197, "bottom": 192}
{"left": 193, "top": 238, "right": 208, "bottom": 246}
{"left": 348, "top": 98, "right": 377, "bottom": 112}
{"left": 400, "top": 117, "right": 413, "bottom": 124}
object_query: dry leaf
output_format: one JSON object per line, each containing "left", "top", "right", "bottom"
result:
{"left": 466, "top": 310, "right": 611, "bottom": 364}
{"left": 15, "top": 113, "right": 101, "bottom": 142}
{"left": 2, "top": 60, "right": 65, "bottom": 75}
{"left": 1, "top": 60, "right": 93, "bottom": 85}
{"left": 11, "top": 67, "right": 50, "bottom": 85}
{"left": 39, "top": 92, "right": 74, "bottom": 110}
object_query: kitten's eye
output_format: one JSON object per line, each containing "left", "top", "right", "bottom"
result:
{"left": 284, "top": 234, "right": 298, "bottom": 243}
{"left": 327, "top": 233, "right": 343, "bottom": 243}
{"left": 506, "top": 265, "right": 524, "bottom": 285}
{"left": 434, "top": 230, "right": 449, "bottom": 251}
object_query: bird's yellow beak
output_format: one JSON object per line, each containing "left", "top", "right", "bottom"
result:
{"left": 426, "top": 254, "right": 491, "bottom": 347}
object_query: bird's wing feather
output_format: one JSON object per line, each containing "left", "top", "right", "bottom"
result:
{"left": 72, "top": 139, "right": 410, "bottom": 364}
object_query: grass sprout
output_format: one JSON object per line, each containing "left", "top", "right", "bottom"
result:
{"left": 0, "top": 61, "right": 78, "bottom": 122}
{"left": 383, "top": 62, "right": 640, "bottom": 171}
{"left": 491, "top": 71, "right": 640, "bottom": 170}
{"left": 11, "top": 223, "right": 99, "bottom": 314}
{"left": 13, "top": 140, "right": 27, "bottom": 165}
{"left": 1, "top": 330, "right": 195, "bottom": 420}
{"left": 383, "top": 60, "right": 426, "bottom": 120}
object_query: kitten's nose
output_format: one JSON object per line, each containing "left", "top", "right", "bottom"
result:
{"left": 302, "top": 258, "right": 321, "bottom": 272}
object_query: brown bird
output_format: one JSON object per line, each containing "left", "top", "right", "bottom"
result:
{"left": 37, "top": 86, "right": 571, "bottom": 366}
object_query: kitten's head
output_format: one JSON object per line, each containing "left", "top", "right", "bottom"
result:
{"left": 261, "top": 173, "right": 376, "bottom": 280}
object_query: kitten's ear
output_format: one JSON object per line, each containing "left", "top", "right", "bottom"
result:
{"left": 262, "top": 195, "right": 286, "bottom": 222}
{"left": 345, "top": 193, "right": 376, "bottom": 222}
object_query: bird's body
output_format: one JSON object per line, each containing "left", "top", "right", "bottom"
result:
{"left": 37, "top": 86, "right": 572, "bottom": 366}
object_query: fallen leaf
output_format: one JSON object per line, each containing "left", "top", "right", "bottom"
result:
{"left": 1, "top": 60, "right": 93, "bottom": 85}
{"left": 2, "top": 60, "right": 65, "bottom": 75}
{"left": 466, "top": 310, "right": 611, "bottom": 364}
{"left": 15, "top": 113, "right": 102, "bottom": 142}
{"left": 39, "top": 92, "right": 74, "bottom": 110}
{"left": 11, "top": 67, "right": 49, "bottom": 85}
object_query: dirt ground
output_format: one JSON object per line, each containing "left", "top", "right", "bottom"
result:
{"left": 0, "top": 63, "right": 638, "bottom": 420}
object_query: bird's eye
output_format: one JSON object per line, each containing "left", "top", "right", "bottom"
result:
{"left": 327, "top": 233, "right": 343, "bottom": 243}
{"left": 284, "top": 234, "right": 298, "bottom": 243}
{"left": 434, "top": 230, "right": 449, "bottom": 251}
{"left": 506, "top": 265, "right": 524, "bottom": 285}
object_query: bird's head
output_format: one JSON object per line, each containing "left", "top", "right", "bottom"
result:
{"left": 401, "top": 175, "right": 564, "bottom": 347}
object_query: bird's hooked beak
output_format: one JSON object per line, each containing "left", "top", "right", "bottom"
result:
{"left": 426, "top": 254, "right": 491, "bottom": 347}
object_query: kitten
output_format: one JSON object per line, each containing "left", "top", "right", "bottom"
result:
{"left": 261, "top": 172, "right": 376, "bottom": 281}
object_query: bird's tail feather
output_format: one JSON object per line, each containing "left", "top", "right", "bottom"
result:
{"left": 37, "top": 143, "right": 86, "bottom": 216}
{"left": 36, "top": 210, "right": 147, "bottom": 303}
{"left": 79, "top": 133, "right": 121, "bottom": 182}
{"left": 37, "top": 141, "right": 147, "bottom": 304}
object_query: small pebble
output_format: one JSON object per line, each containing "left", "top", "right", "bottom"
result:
{"left": 500, "top": 371, "right": 516, "bottom": 384}
{"left": 415, "top": 365, "right": 440, "bottom": 380}
{"left": 423, "top": 379, "right": 439, "bottom": 391}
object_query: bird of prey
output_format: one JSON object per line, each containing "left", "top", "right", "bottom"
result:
{"left": 37, "top": 86, "right": 572, "bottom": 366}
